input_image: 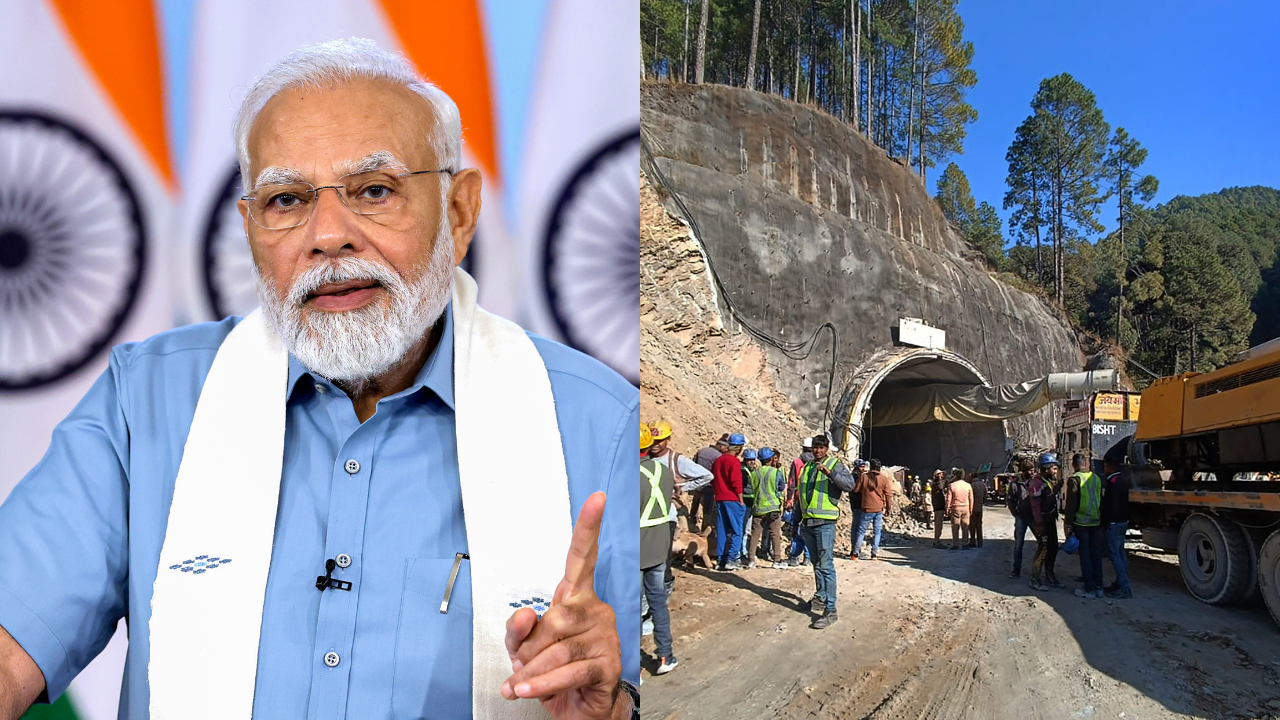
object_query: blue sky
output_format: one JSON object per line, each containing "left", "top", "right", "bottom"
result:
{"left": 944, "top": 0, "right": 1280, "bottom": 239}
{"left": 158, "top": 0, "right": 547, "bottom": 219}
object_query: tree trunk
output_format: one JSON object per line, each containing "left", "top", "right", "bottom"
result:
{"left": 806, "top": 0, "right": 817, "bottom": 104}
{"left": 1116, "top": 173, "right": 1125, "bottom": 347}
{"left": 695, "top": 0, "right": 710, "bottom": 84}
{"left": 906, "top": 0, "right": 919, "bottom": 168}
{"left": 866, "top": 0, "right": 873, "bottom": 138}
{"left": 852, "top": 0, "right": 860, "bottom": 132}
{"left": 683, "top": 0, "right": 691, "bottom": 83}
{"left": 793, "top": 4, "right": 801, "bottom": 101}
{"left": 746, "top": 0, "right": 762, "bottom": 90}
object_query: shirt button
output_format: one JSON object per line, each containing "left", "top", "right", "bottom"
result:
{"left": 314, "top": 383, "right": 328, "bottom": 394}
{"left": 324, "top": 651, "right": 340, "bottom": 667}
{"left": 335, "top": 553, "right": 352, "bottom": 568}
{"left": 345, "top": 459, "right": 360, "bottom": 474}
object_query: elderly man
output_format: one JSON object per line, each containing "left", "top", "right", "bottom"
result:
{"left": 0, "top": 40, "right": 638, "bottom": 720}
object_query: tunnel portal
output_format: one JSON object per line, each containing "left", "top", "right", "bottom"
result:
{"left": 839, "top": 349, "right": 1008, "bottom": 478}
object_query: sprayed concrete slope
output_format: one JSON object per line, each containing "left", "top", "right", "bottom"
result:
{"left": 642, "top": 82, "right": 1084, "bottom": 463}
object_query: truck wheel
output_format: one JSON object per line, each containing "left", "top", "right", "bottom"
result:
{"left": 1258, "top": 529, "right": 1280, "bottom": 628}
{"left": 1178, "top": 513, "right": 1252, "bottom": 605}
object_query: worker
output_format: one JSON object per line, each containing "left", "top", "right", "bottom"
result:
{"left": 746, "top": 448, "right": 786, "bottom": 569}
{"left": 739, "top": 450, "right": 759, "bottom": 565}
{"left": 712, "top": 434, "right": 748, "bottom": 571}
{"left": 945, "top": 468, "right": 973, "bottom": 549}
{"left": 967, "top": 473, "right": 987, "bottom": 549}
{"left": 647, "top": 420, "right": 712, "bottom": 597}
{"left": 1101, "top": 455, "right": 1133, "bottom": 599}
{"left": 1063, "top": 453, "right": 1103, "bottom": 599}
{"left": 691, "top": 434, "right": 728, "bottom": 533}
{"left": 1007, "top": 459, "right": 1036, "bottom": 578}
{"left": 647, "top": 420, "right": 712, "bottom": 526}
{"left": 798, "top": 435, "right": 855, "bottom": 629}
{"left": 852, "top": 459, "right": 893, "bottom": 560}
{"left": 784, "top": 439, "right": 816, "bottom": 567}
{"left": 930, "top": 469, "right": 948, "bottom": 548}
{"left": 922, "top": 476, "right": 935, "bottom": 529}
{"left": 640, "top": 425, "right": 678, "bottom": 675}
{"left": 847, "top": 460, "right": 866, "bottom": 558}
{"left": 1028, "top": 452, "right": 1064, "bottom": 591}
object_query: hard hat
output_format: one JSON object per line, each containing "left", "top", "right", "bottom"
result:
{"left": 854, "top": 459, "right": 869, "bottom": 470}
{"left": 650, "top": 420, "right": 673, "bottom": 441}
{"left": 641, "top": 424, "right": 653, "bottom": 450}
{"left": 729, "top": 433, "right": 746, "bottom": 446}
{"left": 759, "top": 447, "right": 776, "bottom": 461}
{"left": 1039, "top": 452, "right": 1058, "bottom": 467}
{"left": 802, "top": 437, "right": 813, "bottom": 449}
{"left": 743, "top": 449, "right": 758, "bottom": 460}
{"left": 1061, "top": 534, "right": 1080, "bottom": 555}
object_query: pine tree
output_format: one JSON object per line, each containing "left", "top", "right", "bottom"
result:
{"left": 1005, "top": 74, "right": 1109, "bottom": 304}
{"left": 1103, "top": 127, "right": 1158, "bottom": 348}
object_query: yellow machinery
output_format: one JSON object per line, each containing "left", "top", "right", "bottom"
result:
{"left": 1126, "top": 338, "right": 1280, "bottom": 627}
{"left": 1135, "top": 338, "right": 1280, "bottom": 481}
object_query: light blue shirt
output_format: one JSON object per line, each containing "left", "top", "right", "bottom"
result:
{"left": 0, "top": 303, "right": 640, "bottom": 719}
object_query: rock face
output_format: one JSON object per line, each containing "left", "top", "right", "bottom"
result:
{"left": 642, "top": 82, "right": 1084, "bottom": 461}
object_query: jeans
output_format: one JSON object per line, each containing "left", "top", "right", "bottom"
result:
{"left": 800, "top": 521, "right": 837, "bottom": 611}
{"left": 1012, "top": 514, "right": 1029, "bottom": 574}
{"left": 1075, "top": 524, "right": 1104, "bottom": 592}
{"left": 970, "top": 507, "right": 984, "bottom": 547}
{"left": 850, "top": 508, "right": 865, "bottom": 554}
{"left": 715, "top": 501, "right": 746, "bottom": 565}
{"left": 642, "top": 563, "right": 672, "bottom": 658}
{"left": 853, "top": 511, "right": 883, "bottom": 558}
{"left": 1105, "top": 521, "right": 1131, "bottom": 591}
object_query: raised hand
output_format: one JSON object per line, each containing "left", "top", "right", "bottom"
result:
{"left": 500, "top": 491, "right": 628, "bottom": 720}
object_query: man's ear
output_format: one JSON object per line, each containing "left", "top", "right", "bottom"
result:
{"left": 447, "top": 169, "right": 482, "bottom": 266}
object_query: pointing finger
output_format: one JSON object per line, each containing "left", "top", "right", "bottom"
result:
{"left": 559, "top": 491, "right": 605, "bottom": 602}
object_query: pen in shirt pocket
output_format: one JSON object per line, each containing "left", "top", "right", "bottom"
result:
{"left": 440, "top": 552, "right": 469, "bottom": 614}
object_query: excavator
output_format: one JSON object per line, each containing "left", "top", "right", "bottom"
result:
{"left": 1125, "top": 337, "right": 1280, "bottom": 626}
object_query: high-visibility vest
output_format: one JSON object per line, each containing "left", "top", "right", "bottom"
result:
{"left": 800, "top": 456, "right": 841, "bottom": 521}
{"left": 641, "top": 459, "right": 672, "bottom": 528}
{"left": 741, "top": 466, "right": 755, "bottom": 499}
{"left": 1073, "top": 471, "right": 1102, "bottom": 526}
{"left": 753, "top": 466, "right": 783, "bottom": 515}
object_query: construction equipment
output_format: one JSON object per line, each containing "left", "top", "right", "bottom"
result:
{"left": 1122, "top": 337, "right": 1280, "bottom": 626}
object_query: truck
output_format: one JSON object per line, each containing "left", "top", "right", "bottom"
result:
{"left": 1123, "top": 337, "right": 1280, "bottom": 627}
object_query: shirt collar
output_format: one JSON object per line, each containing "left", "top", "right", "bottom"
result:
{"left": 287, "top": 302, "right": 456, "bottom": 409}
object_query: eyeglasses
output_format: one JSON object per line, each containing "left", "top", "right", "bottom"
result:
{"left": 241, "top": 168, "right": 453, "bottom": 230}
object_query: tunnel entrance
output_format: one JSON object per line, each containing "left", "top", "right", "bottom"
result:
{"left": 836, "top": 348, "right": 1008, "bottom": 477}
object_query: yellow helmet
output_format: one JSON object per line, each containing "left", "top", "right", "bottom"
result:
{"left": 641, "top": 423, "right": 654, "bottom": 450}
{"left": 650, "top": 420, "right": 673, "bottom": 441}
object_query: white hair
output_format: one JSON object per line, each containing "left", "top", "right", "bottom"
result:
{"left": 234, "top": 37, "right": 462, "bottom": 192}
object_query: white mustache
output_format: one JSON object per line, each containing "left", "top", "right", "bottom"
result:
{"left": 286, "top": 257, "right": 405, "bottom": 308}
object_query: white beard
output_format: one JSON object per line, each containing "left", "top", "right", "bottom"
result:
{"left": 254, "top": 223, "right": 455, "bottom": 391}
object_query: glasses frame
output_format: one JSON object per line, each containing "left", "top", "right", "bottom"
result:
{"left": 241, "top": 168, "right": 454, "bottom": 230}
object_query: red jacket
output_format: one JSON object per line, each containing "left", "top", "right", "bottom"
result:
{"left": 712, "top": 453, "right": 744, "bottom": 502}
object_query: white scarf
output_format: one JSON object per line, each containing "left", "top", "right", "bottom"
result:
{"left": 149, "top": 268, "right": 569, "bottom": 719}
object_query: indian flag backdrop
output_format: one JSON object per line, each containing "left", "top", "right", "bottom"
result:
{"left": 0, "top": 0, "right": 174, "bottom": 718}
{"left": 1, "top": 1, "right": 638, "bottom": 718}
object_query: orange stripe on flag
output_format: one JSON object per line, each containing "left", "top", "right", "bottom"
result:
{"left": 377, "top": 0, "right": 498, "bottom": 180}
{"left": 48, "top": 0, "right": 173, "bottom": 187}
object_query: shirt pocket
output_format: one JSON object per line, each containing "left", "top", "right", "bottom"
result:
{"left": 391, "top": 557, "right": 472, "bottom": 720}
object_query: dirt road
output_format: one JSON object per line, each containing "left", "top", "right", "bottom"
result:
{"left": 640, "top": 508, "right": 1280, "bottom": 720}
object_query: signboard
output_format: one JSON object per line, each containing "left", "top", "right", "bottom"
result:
{"left": 898, "top": 317, "right": 946, "bottom": 350}
{"left": 1093, "top": 392, "right": 1127, "bottom": 421}
{"left": 1128, "top": 394, "right": 1141, "bottom": 421}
